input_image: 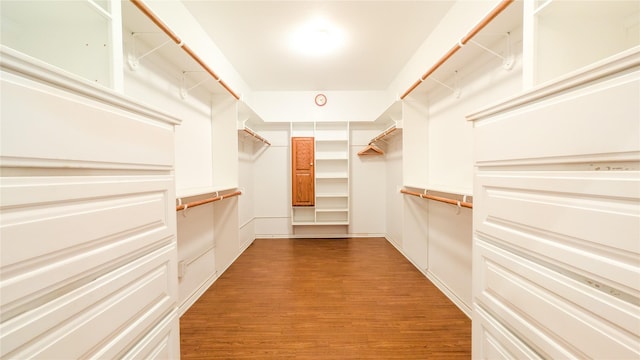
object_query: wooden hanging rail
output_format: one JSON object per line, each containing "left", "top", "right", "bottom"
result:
{"left": 242, "top": 127, "right": 271, "bottom": 146}
{"left": 370, "top": 125, "right": 398, "bottom": 144}
{"left": 401, "top": 189, "right": 472, "bottom": 209}
{"left": 400, "top": 0, "right": 513, "bottom": 100}
{"left": 130, "top": 0, "right": 240, "bottom": 100}
{"left": 357, "top": 124, "right": 399, "bottom": 156}
{"left": 176, "top": 190, "right": 242, "bottom": 211}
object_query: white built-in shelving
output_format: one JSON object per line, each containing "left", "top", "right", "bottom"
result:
{"left": 291, "top": 121, "right": 350, "bottom": 225}
{"left": 526, "top": 0, "right": 639, "bottom": 87}
{"left": 468, "top": 1, "right": 640, "bottom": 358}
{"left": 0, "top": 0, "right": 122, "bottom": 89}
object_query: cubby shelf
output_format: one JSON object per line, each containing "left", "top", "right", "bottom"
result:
{"left": 291, "top": 121, "right": 350, "bottom": 226}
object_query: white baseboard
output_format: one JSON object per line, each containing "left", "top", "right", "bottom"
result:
{"left": 255, "top": 233, "right": 387, "bottom": 239}
{"left": 178, "top": 237, "right": 256, "bottom": 317}
{"left": 384, "top": 234, "right": 472, "bottom": 319}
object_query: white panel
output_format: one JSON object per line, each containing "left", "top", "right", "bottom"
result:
{"left": 1, "top": 1, "right": 112, "bottom": 87}
{"left": 402, "top": 99, "right": 428, "bottom": 187}
{"left": 472, "top": 55, "right": 640, "bottom": 359}
{"left": 239, "top": 219, "right": 255, "bottom": 250}
{"left": 254, "top": 145, "right": 290, "bottom": 218}
{"left": 473, "top": 305, "right": 542, "bottom": 359}
{"left": 178, "top": 248, "right": 215, "bottom": 308}
{"left": 249, "top": 90, "right": 391, "bottom": 123}
{"left": 1, "top": 243, "right": 177, "bottom": 359}
{"left": 350, "top": 146, "right": 385, "bottom": 234}
{"left": 424, "top": 37, "right": 522, "bottom": 194}
{"left": 427, "top": 201, "right": 473, "bottom": 308}
{"left": 211, "top": 94, "right": 239, "bottom": 190}
{"left": 0, "top": 175, "right": 175, "bottom": 315}
{"left": 402, "top": 196, "right": 429, "bottom": 269}
{"left": 176, "top": 203, "right": 215, "bottom": 307}
{"left": 214, "top": 197, "right": 240, "bottom": 273}
{"left": 474, "top": 239, "right": 640, "bottom": 359}
{"left": 0, "top": 72, "right": 175, "bottom": 170}
{"left": 121, "top": 313, "right": 180, "bottom": 360}
{"left": 475, "top": 170, "right": 640, "bottom": 295}
{"left": 255, "top": 217, "right": 292, "bottom": 237}
{"left": 474, "top": 70, "right": 640, "bottom": 165}
{"left": 385, "top": 136, "right": 403, "bottom": 247}
{"left": 238, "top": 155, "right": 255, "bottom": 227}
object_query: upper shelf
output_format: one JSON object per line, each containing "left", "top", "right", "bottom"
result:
{"left": 403, "top": 0, "right": 523, "bottom": 99}
{"left": 1, "top": 0, "right": 116, "bottom": 88}
{"left": 122, "top": 0, "right": 240, "bottom": 100}
{"left": 236, "top": 100, "right": 271, "bottom": 145}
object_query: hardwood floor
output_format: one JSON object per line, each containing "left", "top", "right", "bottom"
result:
{"left": 180, "top": 238, "right": 471, "bottom": 359}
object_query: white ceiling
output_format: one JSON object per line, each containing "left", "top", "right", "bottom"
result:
{"left": 182, "top": 1, "right": 455, "bottom": 92}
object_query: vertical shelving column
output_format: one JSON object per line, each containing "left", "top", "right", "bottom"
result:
{"left": 314, "top": 121, "right": 350, "bottom": 225}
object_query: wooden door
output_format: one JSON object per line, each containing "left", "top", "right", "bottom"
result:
{"left": 291, "top": 137, "right": 314, "bottom": 206}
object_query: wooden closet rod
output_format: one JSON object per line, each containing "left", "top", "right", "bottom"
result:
{"left": 400, "top": 0, "right": 513, "bottom": 100}
{"left": 243, "top": 128, "right": 271, "bottom": 145}
{"left": 130, "top": 0, "right": 241, "bottom": 100}
{"left": 400, "top": 189, "right": 473, "bottom": 209}
{"left": 370, "top": 125, "right": 397, "bottom": 144}
{"left": 176, "top": 190, "right": 242, "bottom": 211}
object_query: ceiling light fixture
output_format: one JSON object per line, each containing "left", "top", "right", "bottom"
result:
{"left": 290, "top": 17, "right": 345, "bottom": 57}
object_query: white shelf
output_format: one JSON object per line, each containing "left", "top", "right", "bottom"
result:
{"left": 292, "top": 220, "right": 348, "bottom": 226}
{"left": 316, "top": 172, "right": 348, "bottom": 179}
{"left": 291, "top": 121, "right": 350, "bottom": 226}
{"left": 403, "top": 184, "right": 473, "bottom": 198}
{"left": 528, "top": 0, "right": 639, "bottom": 86}
{"left": 315, "top": 208, "right": 348, "bottom": 213}
{"left": 176, "top": 185, "right": 238, "bottom": 199}
{"left": 316, "top": 152, "right": 348, "bottom": 160}
{"left": 315, "top": 132, "right": 348, "bottom": 142}
{"left": 316, "top": 193, "right": 348, "bottom": 198}
{"left": 2, "top": 1, "right": 116, "bottom": 88}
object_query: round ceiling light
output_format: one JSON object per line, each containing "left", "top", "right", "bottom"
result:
{"left": 290, "top": 17, "right": 345, "bottom": 57}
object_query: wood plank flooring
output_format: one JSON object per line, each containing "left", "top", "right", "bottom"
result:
{"left": 180, "top": 238, "right": 471, "bottom": 359}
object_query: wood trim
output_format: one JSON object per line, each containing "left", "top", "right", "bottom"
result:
{"left": 242, "top": 127, "right": 271, "bottom": 145}
{"left": 176, "top": 190, "right": 242, "bottom": 211}
{"left": 130, "top": 0, "right": 240, "bottom": 100}
{"left": 459, "top": 0, "right": 514, "bottom": 45}
{"left": 401, "top": 0, "right": 514, "bottom": 100}
{"left": 401, "top": 189, "right": 473, "bottom": 209}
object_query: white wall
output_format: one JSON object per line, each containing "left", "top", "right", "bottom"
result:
{"left": 350, "top": 128, "right": 386, "bottom": 236}
{"left": 142, "top": 0, "right": 252, "bottom": 99}
{"left": 250, "top": 91, "right": 391, "bottom": 123}
{"left": 138, "top": 0, "right": 524, "bottom": 322}
{"left": 238, "top": 137, "right": 256, "bottom": 249}
{"left": 122, "top": 9, "right": 247, "bottom": 315}
{"left": 385, "top": 134, "right": 404, "bottom": 248}
{"left": 252, "top": 124, "right": 388, "bottom": 238}
{"left": 388, "top": 0, "right": 501, "bottom": 98}
{"left": 395, "top": 20, "right": 523, "bottom": 316}
{"left": 176, "top": 202, "right": 215, "bottom": 312}
{"left": 253, "top": 128, "right": 291, "bottom": 237}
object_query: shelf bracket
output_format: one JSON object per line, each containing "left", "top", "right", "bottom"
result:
{"left": 428, "top": 70, "right": 461, "bottom": 99}
{"left": 464, "top": 32, "right": 514, "bottom": 70}
{"left": 127, "top": 32, "right": 176, "bottom": 71}
{"left": 180, "top": 71, "right": 211, "bottom": 99}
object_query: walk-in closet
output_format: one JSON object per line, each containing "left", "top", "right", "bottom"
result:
{"left": 1, "top": 0, "right": 638, "bottom": 358}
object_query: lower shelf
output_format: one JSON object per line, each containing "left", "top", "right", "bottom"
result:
{"left": 291, "top": 207, "right": 349, "bottom": 225}
{"left": 291, "top": 221, "right": 349, "bottom": 226}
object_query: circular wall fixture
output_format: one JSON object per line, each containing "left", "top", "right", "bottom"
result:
{"left": 314, "top": 93, "right": 327, "bottom": 106}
